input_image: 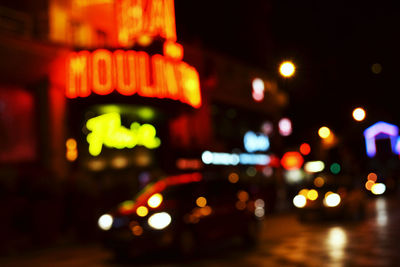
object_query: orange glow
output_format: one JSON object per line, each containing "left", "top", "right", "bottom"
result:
{"left": 280, "top": 151, "right": 304, "bottom": 170}
{"left": 228, "top": 172, "right": 239, "bottom": 183}
{"left": 299, "top": 143, "right": 311, "bottom": 155}
{"left": 66, "top": 51, "right": 90, "bottom": 98}
{"left": 314, "top": 177, "right": 325, "bottom": 187}
{"left": 114, "top": 50, "right": 137, "bottom": 96}
{"left": 92, "top": 49, "right": 114, "bottom": 95}
{"left": 200, "top": 206, "right": 212, "bottom": 216}
{"left": 131, "top": 225, "right": 143, "bottom": 236}
{"left": 116, "top": 0, "right": 177, "bottom": 46}
{"left": 367, "top": 172, "right": 378, "bottom": 182}
{"left": 236, "top": 201, "right": 246, "bottom": 210}
{"left": 196, "top": 197, "right": 207, "bottom": 208}
{"left": 66, "top": 49, "right": 202, "bottom": 108}
{"left": 163, "top": 41, "right": 183, "bottom": 60}
{"left": 66, "top": 138, "right": 78, "bottom": 162}
{"left": 365, "top": 180, "right": 375, "bottom": 191}
{"left": 237, "top": 190, "right": 249, "bottom": 202}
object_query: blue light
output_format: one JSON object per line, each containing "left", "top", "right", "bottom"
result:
{"left": 363, "top": 121, "right": 399, "bottom": 157}
{"left": 243, "top": 131, "right": 270, "bottom": 153}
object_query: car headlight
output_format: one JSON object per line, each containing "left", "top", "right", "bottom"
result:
{"left": 147, "top": 212, "right": 172, "bottom": 230}
{"left": 293, "top": 195, "right": 307, "bottom": 208}
{"left": 323, "top": 193, "right": 341, "bottom": 207}
{"left": 98, "top": 214, "right": 113, "bottom": 231}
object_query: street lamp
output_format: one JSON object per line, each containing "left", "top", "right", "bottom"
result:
{"left": 279, "top": 61, "right": 295, "bottom": 78}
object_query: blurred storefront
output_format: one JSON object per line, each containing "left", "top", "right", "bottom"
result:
{"left": 0, "top": 0, "right": 286, "bottom": 252}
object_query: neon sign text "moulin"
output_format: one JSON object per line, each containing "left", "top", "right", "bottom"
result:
{"left": 86, "top": 112, "right": 160, "bottom": 156}
{"left": 66, "top": 49, "right": 201, "bottom": 108}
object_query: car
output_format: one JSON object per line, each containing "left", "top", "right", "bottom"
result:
{"left": 97, "top": 172, "right": 264, "bottom": 258}
{"left": 292, "top": 173, "right": 366, "bottom": 222}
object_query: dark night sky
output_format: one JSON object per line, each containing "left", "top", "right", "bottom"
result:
{"left": 175, "top": 1, "right": 400, "bottom": 143}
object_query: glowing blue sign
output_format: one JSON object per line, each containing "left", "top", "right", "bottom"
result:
{"left": 201, "top": 151, "right": 270, "bottom": 166}
{"left": 363, "top": 121, "right": 400, "bottom": 157}
{"left": 243, "top": 131, "right": 270, "bottom": 153}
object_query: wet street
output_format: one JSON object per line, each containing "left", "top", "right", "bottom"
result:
{"left": 1, "top": 194, "right": 399, "bottom": 267}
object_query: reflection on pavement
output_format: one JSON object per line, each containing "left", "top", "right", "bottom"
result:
{"left": 375, "top": 198, "right": 388, "bottom": 227}
{"left": 326, "top": 227, "right": 347, "bottom": 262}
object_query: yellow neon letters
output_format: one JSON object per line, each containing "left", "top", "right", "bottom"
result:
{"left": 86, "top": 112, "right": 160, "bottom": 156}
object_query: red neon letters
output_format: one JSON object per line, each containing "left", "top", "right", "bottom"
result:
{"left": 66, "top": 49, "right": 202, "bottom": 108}
{"left": 116, "top": 0, "right": 177, "bottom": 46}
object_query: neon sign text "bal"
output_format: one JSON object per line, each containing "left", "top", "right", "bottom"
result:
{"left": 116, "top": 0, "right": 177, "bottom": 46}
{"left": 86, "top": 112, "right": 160, "bottom": 156}
{"left": 66, "top": 49, "right": 202, "bottom": 108}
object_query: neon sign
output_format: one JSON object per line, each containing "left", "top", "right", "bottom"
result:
{"left": 86, "top": 112, "right": 160, "bottom": 156}
{"left": 363, "top": 121, "right": 400, "bottom": 157}
{"left": 243, "top": 131, "right": 270, "bottom": 153}
{"left": 116, "top": 0, "right": 177, "bottom": 46}
{"left": 66, "top": 49, "right": 201, "bottom": 108}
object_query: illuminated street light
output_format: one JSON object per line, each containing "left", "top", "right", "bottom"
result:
{"left": 352, "top": 107, "right": 366, "bottom": 122}
{"left": 318, "top": 126, "right": 331, "bottom": 139}
{"left": 279, "top": 61, "right": 295, "bottom": 78}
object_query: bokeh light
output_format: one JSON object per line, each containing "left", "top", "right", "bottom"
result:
{"left": 318, "top": 126, "right": 331, "bottom": 139}
{"left": 307, "top": 189, "right": 318, "bottom": 201}
{"left": 367, "top": 172, "right": 377, "bottom": 182}
{"left": 293, "top": 195, "right": 307, "bottom": 208}
{"left": 196, "top": 196, "right": 207, "bottom": 208}
{"left": 330, "top": 163, "right": 341, "bottom": 174}
{"left": 228, "top": 172, "right": 239, "bottom": 183}
{"left": 365, "top": 180, "right": 375, "bottom": 191}
{"left": 371, "top": 183, "right": 386, "bottom": 195}
{"left": 352, "top": 107, "right": 366, "bottom": 122}
{"left": 279, "top": 61, "right": 295, "bottom": 77}
{"left": 148, "top": 193, "right": 163, "bottom": 208}
{"left": 371, "top": 63, "right": 382, "bottom": 74}
{"left": 314, "top": 177, "right": 325, "bottom": 187}
{"left": 299, "top": 143, "right": 311, "bottom": 155}
{"left": 136, "top": 206, "right": 149, "bottom": 217}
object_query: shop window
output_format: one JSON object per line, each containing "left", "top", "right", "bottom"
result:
{"left": 0, "top": 87, "right": 37, "bottom": 162}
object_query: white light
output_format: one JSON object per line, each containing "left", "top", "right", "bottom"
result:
{"left": 243, "top": 131, "right": 270, "bottom": 153}
{"left": 324, "top": 193, "right": 341, "bottom": 207}
{"left": 279, "top": 118, "right": 292, "bottom": 136}
{"left": 98, "top": 214, "right": 113, "bottom": 231}
{"left": 252, "top": 78, "right": 265, "bottom": 93}
{"left": 304, "top": 161, "right": 325, "bottom": 173}
{"left": 371, "top": 183, "right": 386, "bottom": 195}
{"left": 148, "top": 212, "right": 172, "bottom": 230}
{"left": 201, "top": 151, "right": 213, "bottom": 164}
{"left": 255, "top": 207, "right": 265, "bottom": 218}
{"left": 293, "top": 195, "right": 307, "bottom": 208}
{"left": 285, "top": 169, "right": 304, "bottom": 184}
{"left": 255, "top": 199, "right": 265, "bottom": 208}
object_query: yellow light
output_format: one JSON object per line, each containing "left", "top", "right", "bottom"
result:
{"left": 279, "top": 61, "right": 295, "bottom": 77}
{"left": 228, "top": 172, "right": 239, "bottom": 183}
{"left": 196, "top": 197, "right": 207, "bottom": 208}
{"left": 318, "top": 126, "right": 331, "bottom": 139}
{"left": 148, "top": 193, "right": 163, "bottom": 208}
{"left": 293, "top": 195, "right": 306, "bottom": 208}
{"left": 307, "top": 189, "right": 318, "bottom": 201}
{"left": 352, "top": 108, "right": 366, "bottom": 122}
{"left": 137, "top": 35, "right": 153, "bottom": 46}
{"left": 136, "top": 206, "right": 149, "bottom": 217}
{"left": 314, "top": 177, "right": 325, "bottom": 187}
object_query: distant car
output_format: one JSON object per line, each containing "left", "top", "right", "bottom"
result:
{"left": 97, "top": 172, "right": 264, "bottom": 258}
{"left": 292, "top": 173, "right": 366, "bottom": 221}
